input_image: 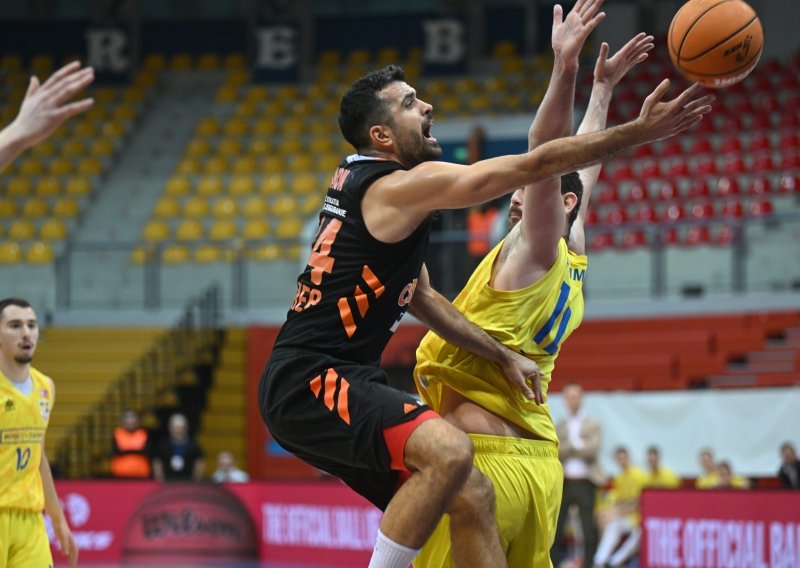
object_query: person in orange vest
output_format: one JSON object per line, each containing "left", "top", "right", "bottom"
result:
{"left": 110, "top": 409, "right": 152, "bottom": 478}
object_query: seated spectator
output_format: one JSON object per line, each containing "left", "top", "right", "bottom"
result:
{"left": 594, "top": 447, "right": 647, "bottom": 568}
{"left": 643, "top": 446, "right": 680, "bottom": 489}
{"left": 152, "top": 413, "right": 205, "bottom": 481}
{"left": 110, "top": 409, "right": 151, "bottom": 478}
{"left": 778, "top": 441, "right": 800, "bottom": 489}
{"left": 715, "top": 460, "right": 750, "bottom": 489}
{"left": 210, "top": 451, "right": 250, "bottom": 483}
{"left": 695, "top": 447, "right": 718, "bottom": 489}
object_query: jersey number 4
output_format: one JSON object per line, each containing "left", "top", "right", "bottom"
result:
{"left": 307, "top": 217, "right": 343, "bottom": 285}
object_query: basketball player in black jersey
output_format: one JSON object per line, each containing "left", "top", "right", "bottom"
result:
{"left": 259, "top": 54, "right": 712, "bottom": 567}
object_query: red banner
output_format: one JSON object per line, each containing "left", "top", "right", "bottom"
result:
{"left": 641, "top": 489, "right": 800, "bottom": 568}
{"left": 49, "top": 480, "right": 379, "bottom": 566}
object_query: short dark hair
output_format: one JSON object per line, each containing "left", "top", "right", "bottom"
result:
{"left": 0, "top": 298, "right": 32, "bottom": 322}
{"left": 647, "top": 446, "right": 660, "bottom": 456}
{"left": 560, "top": 171, "right": 583, "bottom": 231}
{"left": 614, "top": 446, "right": 628, "bottom": 456}
{"left": 339, "top": 65, "right": 406, "bottom": 150}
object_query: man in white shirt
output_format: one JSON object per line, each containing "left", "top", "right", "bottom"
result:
{"left": 210, "top": 451, "right": 250, "bottom": 483}
{"left": 553, "top": 384, "right": 605, "bottom": 568}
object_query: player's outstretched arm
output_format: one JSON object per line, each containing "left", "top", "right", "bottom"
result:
{"left": 0, "top": 61, "right": 94, "bottom": 174}
{"left": 408, "top": 264, "right": 543, "bottom": 403}
{"left": 569, "top": 33, "right": 654, "bottom": 254}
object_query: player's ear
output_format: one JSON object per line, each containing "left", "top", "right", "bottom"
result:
{"left": 563, "top": 192, "right": 578, "bottom": 213}
{"left": 369, "top": 124, "right": 393, "bottom": 149}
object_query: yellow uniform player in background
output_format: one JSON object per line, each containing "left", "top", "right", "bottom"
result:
{"left": 413, "top": 0, "right": 688, "bottom": 563}
{"left": 0, "top": 298, "right": 78, "bottom": 567}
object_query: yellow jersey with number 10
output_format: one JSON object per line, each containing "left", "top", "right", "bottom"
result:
{"left": 415, "top": 237, "right": 586, "bottom": 444}
{"left": 0, "top": 367, "right": 53, "bottom": 511}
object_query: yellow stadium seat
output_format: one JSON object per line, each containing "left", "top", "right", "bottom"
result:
{"left": 285, "top": 244, "right": 302, "bottom": 261}
{"left": 175, "top": 219, "right": 204, "bottom": 241}
{"left": 376, "top": 47, "right": 401, "bottom": 65}
{"left": 73, "top": 120, "right": 97, "bottom": 138}
{"left": 225, "top": 69, "right": 249, "bottom": 88}
{"left": 197, "top": 53, "right": 221, "bottom": 70}
{"left": 26, "top": 241, "right": 53, "bottom": 264}
{"left": 196, "top": 176, "right": 223, "bottom": 196}
{"left": 83, "top": 104, "right": 109, "bottom": 122}
{"left": 316, "top": 154, "right": 341, "bottom": 172}
{"left": 203, "top": 156, "right": 228, "bottom": 175}
{"left": 170, "top": 53, "right": 193, "bottom": 70}
{"left": 217, "top": 138, "right": 243, "bottom": 157}
{"left": 0, "top": 242, "right": 22, "bottom": 264}
{"left": 248, "top": 244, "right": 280, "bottom": 261}
{"left": 291, "top": 174, "right": 318, "bottom": 195}
{"left": 252, "top": 118, "right": 277, "bottom": 136}
{"left": 65, "top": 176, "right": 91, "bottom": 197}
{"left": 244, "top": 85, "right": 269, "bottom": 102}
{"left": 94, "top": 88, "right": 118, "bottom": 104}
{"left": 8, "top": 220, "right": 35, "bottom": 240}
{"left": 49, "top": 157, "right": 75, "bottom": 176}
{"left": 195, "top": 118, "right": 220, "bottom": 137}
{"left": 247, "top": 138, "right": 272, "bottom": 156}
{"left": 260, "top": 155, "right": 284, "bottom": 174}
{"left": 143, "top": 53, "right": 166, "bottom": 70}
{"left": 228, "top": 176, "right": 255, "bottom": 196}
{"left": 122, "top": 86, "right": 147, "bottom": 104}
{"left": 31, "top": 139, "right": 56, "bottom": 158}
{"left": 77, "top": 158, "right": 103, "bottom": 176}
{"left": 287, "top": 154, "right": 313, "bottom": 172}
{"left": 282, "top": 117, "right": 305, "bottom": 136}
{"left": 176, "top": 157, "right": 201, "bottom": 175}
{"left": 319, "top": 50, "right": 342, "bottom": 66}
{"left": 263, "top": 99, "right": 284, "bottom": 116}
{"left": 347, "top": 49, "right": 370, "bottom": 66}
{"left": 260, "top": 174, "right": 285, "bottom": 195}
{"left": 224, "top": 54, "right": 247, "bottom": 70}
{"left": 309, "top": 138, "right": 334, "bottom": 154}
{"left": 194, "top": 244, "right": 223, "bottom": 263}
{"left": 231, "top": 156, "right": 256, "bottom": 175}
{"left": 501, "top": 57, "right": 524, "bottom": 73}
{"left": 272, "top": 196, "right": 297, "bottom": 217}
{"left": 101, "top": 120, "right": 126, "bottom": 139}
{"left": 212, "top": 197, "right": 238, "bottom": 217}
{"left": 242, "top": 196, "right": 268, "bottom": 217}
{"left": 469, "top": 95, "right": 491, "bottom": 112}
{"left": 0, "top": 54, "right": 22, "bottom": 70}
{"left": 162, "top": 245, "right": 189, "bottom": 264}
{"left": 275, "top": 217, "right": 302, "bottom": 239}
{"left": 153, "top": 198, "right": 180, "bottom": 217}
{"left": 278, "top": 137, "right": 304, "bottom": 155}
{"left": 112, "top": 103, "right": 136, "bottom": 122}
{"left": 7, "top": 177, "right": 31, "bottom": 196}
{"left": 164, "top": 176, "right": 190, "bottom": 197}
{"left": 492, "top": 40, "right": 517, "bottom": 59}
{"left": 143, "top": 220, "right": 170, "bottom": 241}
{"left": 0, "top": 198, "right": 17, "bottom": 217}
{"left": 224, "top": 117, "right": 248, "bottom": 137}
{"left": 209, "top": 219, "right": 237, "bottom": 241}
{"left": 31, "top": 54, "right": 54, "bottom": 74}
{"left": 130, "top": 246, "right": 149, "bottom": 264}
{"left": 309, "top": 119, "right": 337, "bottom": 136}
{"left": 318, "top": 68, "right": 339, "bottom": 84}
{"left": 134, "top": 69, "right": 158, "bottom": 88}
{"left": 300, "top": 195, "right": 321, "bottom": 215}
{"left": 242, "top": 219, "right": 269, "bottom": 240}
{"left": 40, "top": 219, "right": 67, "bottom": 241}
{"left": 19, "top": 158, "right": 44, "bottom": 176}
{"left": 35, "top": 177, "right": 61, "bottom": 197}
{"left": 22, "top": 198, "right": 48, "bottom": 217}
{"left": 90, "top": 138, "right": 115, "bottom": 158}
{"left": 183, "top": 196, "right": 210, "bottom": 217}
{"left": 233, "top": 100, "right": 259, "bottom": 117}
{"left": 52, "top": 198, "right": 79, "bottom": 218}
{"left": 185, "top": 139, "right": 211, "bottom": 158}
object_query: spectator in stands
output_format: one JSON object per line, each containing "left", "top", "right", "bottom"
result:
{"left": 593, "top": 447, "right": 647, "bottom": 568}
{"left": 210, "top": 451, "right": 250, "bottom": 483}
{"left": 643, "top": 446, "right": 680, "bottom": 489}
{"left": 552, "top": 383, "right": 605, "bottom": 568}
{"left": 695, "top": 447, "right": 718, "bottom": 489}
{"left": 110, "top": 409, "right": 151, "bottom": 479}
{"left": 778, "top": 441, "right": 800, "bottom": 489}
{"left": 0, "top": 61, "right": 94, "bottom": 174}
{"left": 715, "top": 460, "right": 750, "bottom": 489}
{"left": 152, "top": 413, "right": 205, "bottom": 481}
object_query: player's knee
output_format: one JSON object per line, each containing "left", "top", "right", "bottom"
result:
{"left": 427, "top": 427, "right": 474, "bottom": 484}
{"left": 448, "top": 467, "right": 496, "bottom": 519}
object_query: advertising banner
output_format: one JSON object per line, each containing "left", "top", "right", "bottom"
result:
{"left": 641, "top": 489, "right": 800, "bottom": 568}
{"left": 49, "top": 480, "right": 379, "bottom": 566}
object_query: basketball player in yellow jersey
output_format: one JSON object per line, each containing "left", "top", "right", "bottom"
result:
{"left": 413, "top": 7, "right": 678, "bottom": 565}
{"left": 0, "top": 298, "right": 78, "bottom": 567}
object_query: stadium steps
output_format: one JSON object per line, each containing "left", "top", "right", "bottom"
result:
{"left": 34, "top": 328, "right": 163, "bottom": 462}
{"left": 197, "top": 328, "right": 249, "bottom": 469}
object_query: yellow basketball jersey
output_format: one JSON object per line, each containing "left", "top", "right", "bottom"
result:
{"left": 415, "top": 238, "right": 587, "bottom": 443}
{"left": 0, "top": 367, "right": 53, "bottom": 511}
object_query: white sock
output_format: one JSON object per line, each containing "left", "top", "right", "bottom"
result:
{"left": 367, "top": 529, "right": 420, "bottom": 568}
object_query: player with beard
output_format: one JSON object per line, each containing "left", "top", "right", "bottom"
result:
{"left": 0, "top": 298, "right": 78, "bottom": 567}
{"left": 413, "top": 17, "right": 661, "bottom": 568}
{"left": 258, "top": 8, "right": 712, "bottom": 564}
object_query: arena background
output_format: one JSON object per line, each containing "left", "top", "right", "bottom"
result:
{"left": 0, "top": 0, "right": 799, "bottom": 566}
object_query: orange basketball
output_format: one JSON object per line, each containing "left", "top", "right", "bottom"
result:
{"left": 668, "top": 0, "right": 763, "bottom": 88}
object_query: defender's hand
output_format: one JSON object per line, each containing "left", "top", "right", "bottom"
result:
{"left": 552, "top": 0, "right": 606, "bottom": 63}
{"left": 595, "top": 32, "right": 654, "bottom": 88}
{"left": 636, "top": 80, "right": 714, "bottom": 143}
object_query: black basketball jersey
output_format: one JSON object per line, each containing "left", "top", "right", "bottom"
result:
{"left": 273, "top": 155, "right": 431, "bottom": 366}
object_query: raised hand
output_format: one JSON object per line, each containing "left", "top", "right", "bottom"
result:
{"left": 552, "top": 0, "right": 606, "bottom": 63}
{"left": 595, "top": 32, "right": 654, "bottom": 88}
{"left": 637, "top": 80, "right": 714, "bottom": 142}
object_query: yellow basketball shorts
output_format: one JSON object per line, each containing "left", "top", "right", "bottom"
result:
{"left": 0, "top": 508, "right": 53, "bottom": 568}
{"left": 414, "top": 434, "right": 563, "bottom": 568}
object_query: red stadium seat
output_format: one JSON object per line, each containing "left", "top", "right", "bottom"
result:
{"left": 752, "top": 154, "right": 775, "bottom": 172}
{"left": 668, "top": 157, "right": 690, "bottom": 178}
{"left": 622, "top": 230, "right": 648, "bottom": 249}
{"left": 748, "top": 133, "right": 772, "bottom": 152}
{"left": 755, "top": 94, "right": 779, "bottom": 114}
{"left": 690, "top": 201, "right": 714, "bottom": 220}
{"left": 685, "top": 225, "right": 710, "bottom": 246}
{"left": 728, "top": 97, "right": 753, "bottom": 115}
{"left": 750, "top": 112, "right": 773, "bottom": 130}
{"left": 604, "top": 204, "right": 628, "bottom": 225}
{"left": 749, "top": 199, "right": 774, "bottom": 217}
{"left": 720, "top": 135, "right": 742, "bottom": 153}
{"left": 626, "top": 182, "right": 649, "bottom": 203}
{"left": 662, "top": 139, "right": 683, "bottom": 157}
{"left": 661, "top": 227, "right": 678, "bottom": 246}
{"left": 585, "top": 209, "right": 599, "bottom": 226}
{"left": 779, "top": 133, "right": 799, "bottom": 150}
{"left": 723, "top": 155, "right": 746, "bottom": 175}
{"left": 714, "top": 176, "right": 740, "bottom": 197}
{"left": 720, "top": 200, "right": 744, "bottom": 219}
{"left": 719, "top": 114, "right": 743, "bottom": 132}
{"left": 696, "top": 156, "right": 718, "bottom": 176}
{"left": 656, "top": 180, "right": 680, "bottom": 201}
{"left": 633, "top": 203, "right": 658, "bottom": 223}
{"left": 780, "top": 151, "right": 800, "bottom": 170}
{"left": 748, "top": 176, "right": 772, "bottom": 195}
{"left": 597, "top": 183, "right": 620, "bottom": 204}
{"left": 686, "top": 179, "right": 710, "bottom": 200}
{"left": 633, "top": 144, "right": 654, "bottom": 158}
{"left": 715, "top": 225, "right": 735, "bottom": 245}
{"left": 610, "top": 163, "right": 634, "bottom": 181}
{"left": 640, "top": 159, "right": 662, "bottom": 179}
{"left": 663, "top": 203, "right": 685, "bottom": 222}
{"left": 779, "top": 74, "right": 800, "bottom": 90}
{"left": 590, "top": 232, "right": 615, "bottom": 251}
{"left": 783, "top": 113, "right": 800, "bottom": 129}
{"left": 779, "top": 173, "right": 799, "bottom": 194}
{"left": 689, "top": 137, "right": 712, "bottom": 154}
